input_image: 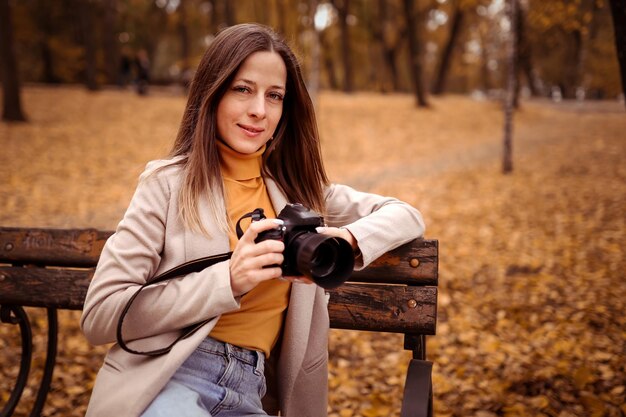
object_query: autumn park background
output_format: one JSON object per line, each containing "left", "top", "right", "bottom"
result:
{"left": 1, "top": 1, "right": 626, "bottom": 416}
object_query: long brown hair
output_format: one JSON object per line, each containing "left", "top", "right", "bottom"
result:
{"left": 170, "top": 23, "right": 328, "bottom": 235}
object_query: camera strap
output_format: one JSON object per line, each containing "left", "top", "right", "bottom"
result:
{"left": 235, "top": 207, "right": 266, "bottom": 239}
{"left": 116, "top": 251, "right": 232, "bottom": 356}
{"left": 117, "top": 207, "right": 267, "bottom": 356}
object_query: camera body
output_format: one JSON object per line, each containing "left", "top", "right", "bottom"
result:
{"left": 254, "top": 203, "right": 355, "bottom": 289}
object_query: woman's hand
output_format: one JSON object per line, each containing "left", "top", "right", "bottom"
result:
{"left": 229, "top": 219, "right": 286, "bottom": 297}
{"left": 316, "top": 226, "right": 358, "bottom": 251}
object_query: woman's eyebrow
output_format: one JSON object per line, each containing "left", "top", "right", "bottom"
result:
{"left": 236, "top": 78, "right": 286, "bottom": 91}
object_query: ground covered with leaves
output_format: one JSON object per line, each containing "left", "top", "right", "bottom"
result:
{"left": 1, "top": 86, "right": 624, "bottom": 417}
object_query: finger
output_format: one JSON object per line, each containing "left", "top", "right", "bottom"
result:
{"left": 252, "top": 252, "right": 284, "bottom": 269}
{"left": 316, "top": 226, "right": 340, "bottom": 237}
{"left": 239, "top": 239, "right": 283, "bottom": 260}
{"left": 257, "top": 266, "right": 283, "bottom": 281}
{"left": 249, "top": 239, "right": 285, "bottom": 256}
{"left": 241, "top": 219, "right": 284, "bottom": 243}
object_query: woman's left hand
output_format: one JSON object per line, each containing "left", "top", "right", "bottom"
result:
{"left": 316, "top": 226, "right": 358, "bottom": 251}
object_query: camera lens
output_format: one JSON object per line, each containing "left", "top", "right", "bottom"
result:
{"left": 310, "top": 242, "right": 338, "bottom": 272}
{"left": 291, "top": 233, "right": 354, "bottom": 289}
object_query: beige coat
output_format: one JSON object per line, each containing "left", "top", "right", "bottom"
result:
{"left": 80, "top": 159, "right": 425, "bottom": 417}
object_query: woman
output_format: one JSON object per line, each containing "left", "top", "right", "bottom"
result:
{"left": 81, "top": 23, "right": 425, "bottom": 417}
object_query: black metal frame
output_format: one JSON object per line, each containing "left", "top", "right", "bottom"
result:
{"left": 0, "top": 305, "right": 58, "bottom": 417}
{"left": 403, "top": 333, "right": 434, "bottom": 417}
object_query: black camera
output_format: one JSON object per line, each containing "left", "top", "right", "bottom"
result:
{"left": 236, "top": 204, "right": 355, "bottom": 289}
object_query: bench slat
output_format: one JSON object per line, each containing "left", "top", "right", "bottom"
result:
{"left": 328, "top": 284, "right": 437, "bottom": 334}
{"left": 351, "top": 238, "right": 437, "bottom": 285}
{"left": 0, "top": 227, "right": 437, "bottom": 285}
{"left": 0, "top": 227, "right": 109, "bottom": 267}
{"left": 0, "top": 267, "right": 90, "bottom": 310}
{"left": 0, "top": 266, "right": 436, "bottom": 334}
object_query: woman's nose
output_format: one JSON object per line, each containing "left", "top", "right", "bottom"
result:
{"left": 248, "top": 95, "right": 266, "bottom": 119}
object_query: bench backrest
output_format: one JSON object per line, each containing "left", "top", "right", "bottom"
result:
{"left": 0, "top": 227, "right": 438, "bottom": 335}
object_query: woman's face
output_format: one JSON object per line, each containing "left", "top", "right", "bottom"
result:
{"left": 216, "top": 51, "right": 287, "bottom": 154}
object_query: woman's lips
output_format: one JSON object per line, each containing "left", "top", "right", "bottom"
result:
{"left": 238, "top": 124, "right": 264, "bottom": 136}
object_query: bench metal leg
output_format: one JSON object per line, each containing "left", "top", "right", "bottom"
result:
{"left": 0, "top": 305, "right": 58, "bottom": 417}
{"left": 1, "top": 305, "right": 32, "bottom": 417}
{"left": 401, "top": 334, "right": 433, "bottom": 417}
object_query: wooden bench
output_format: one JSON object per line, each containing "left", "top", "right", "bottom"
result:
{"left": 0, "top": 226, "right": 438, "bottom": 417}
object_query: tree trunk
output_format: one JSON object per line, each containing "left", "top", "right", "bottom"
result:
{"left": 214, "top": 0, "right": 235, "bottom": 28}
{"left": 179, "top": 0, "right": 190, "bottom": 73}
{"left": 36, "top": 0, "right": 59, "bottom": 83}
{"left": 80, "top": 0, "right": 98, "bottom": 91}
{"left": 0, "top": 0, "right": 27, "bottom": 122}
{"left": 478, "top": 28, "right": 492, "bottom": 94}
{"left": 335, "top": 0, "right": 353, "bottom": 93}
{"left": 254, "top": 0, "right": 269, "bottom": 26}
{"left": 102, "top": 0, "right": 119, "bottom": 85}
{"left": 562, "top": 29, "right": 582, "bottom": 99}
{"left": 432, "top": 3, "right": 464, "bottom": 95}
{"left": 514, "top": 0, "right": 538, "bottom": 105}
{"left": 319, "top": 29, "right": 338, "bottom": 90}
{"left": 503, "top": 0, "right": 517, "bottom": 174}
{"left": 373, "top": 0, "right": 400, "bottom": 92}
{"left": 609, "top": 0, "right": 626, "bottom": 108}
{"left": 224, "top": 0, "right": 235, "bottom": 26}
{"left": 275, "top": 0, "right": 287, "bottom": 36}
{"left": 403, "top": 0, "right": 428, "bottom": 107}
{"left": 307, "top": 0, "right": 320, "bottom": 107}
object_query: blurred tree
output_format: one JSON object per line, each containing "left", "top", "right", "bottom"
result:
{"left": 102, "top": 0, "right": 119, "bottom": 85}
{"left": 319, "top": 27, "right": 339, "bottom": 90}
{"left": 514, "top": 0, "right": 539, "bottom": 106}
{"left": 178, "top": 0, "right": 191, "bottom": 76}
{"left": 370, "top": 0, "right": 402, "bottom": 92}
{"left": 307, "top": 0, "right": 321, "bottom": 107}
{"left": 526, "top": 0, "right": 618, "bottom": 99}
{"left": 403, "top": 0, "right": 428, "bottom": 106}
{"left": 35, "top": 0, "right": 60, "bottom": 83}
{"left": 4, "top": 0, "right": 622, "bottom": 98}
{"left": 477, "top": 23, "right": 492, "bottom": 93}
{"left": 214, "top": 0, "right": 235, "bottom": 27}
{"left": 432, "top": 0, "right": 465, "bottom": 95}
{"left": 609, "top": 0, "right": 626, "bottom": 107}
{"left": 253, "top": 0, "right": 270, "bottom": 25}
{"left": 333, "top": 0, "right": 353, "bottom": 93}
{"left": 79, "top": 0, "right": 99, "bottom": 91}
{"left": 503, "top": 0, "right": 517, "bottom": 173}
{"left": 272, "top": 0, "right": 286, "bottom": 35}
{"left": 0, "top": 0, "right": 27, "bottom": 122}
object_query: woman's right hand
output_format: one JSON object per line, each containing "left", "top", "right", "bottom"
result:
{"left": 229, "top": 219, "right": 285, "bottom": 297}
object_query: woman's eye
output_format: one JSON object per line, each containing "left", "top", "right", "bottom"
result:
{"left": 268, "top": 92, "right": 284, "bottom": 101}
{"left": 233, "top": 86, "right": 250, "bottom": 93}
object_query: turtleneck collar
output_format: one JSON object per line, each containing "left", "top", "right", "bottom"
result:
{"left": 217, "top": 140, "right": 265, "bottom": 180}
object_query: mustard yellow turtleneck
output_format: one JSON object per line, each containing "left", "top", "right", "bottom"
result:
{"left": 209, "top": 140, "right": 291, "bottom": 357}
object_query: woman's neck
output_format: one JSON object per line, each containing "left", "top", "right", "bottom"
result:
{"left": 217, "top": 140, "right": 265, "bottom": 180}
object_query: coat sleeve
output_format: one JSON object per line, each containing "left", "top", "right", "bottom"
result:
{"left": 80, "top": 164, "right": 240, "bottom": 346}
{"left": 324, "top": 183, "right": 425, "bottom": 269}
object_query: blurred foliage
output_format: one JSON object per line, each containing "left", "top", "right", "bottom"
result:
{"left": 7, "top": 0, "right": 622, "bottom": 98}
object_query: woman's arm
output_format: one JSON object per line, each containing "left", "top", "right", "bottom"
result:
{"left": 323, "top": 183, "right": 425, "bottom": 269}
{"left": 80, "top": 165, "right": 240, "bottom": 346}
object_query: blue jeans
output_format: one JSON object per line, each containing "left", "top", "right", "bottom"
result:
{"left": 141, "top": 337, "right": 271, "bottom": 417}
